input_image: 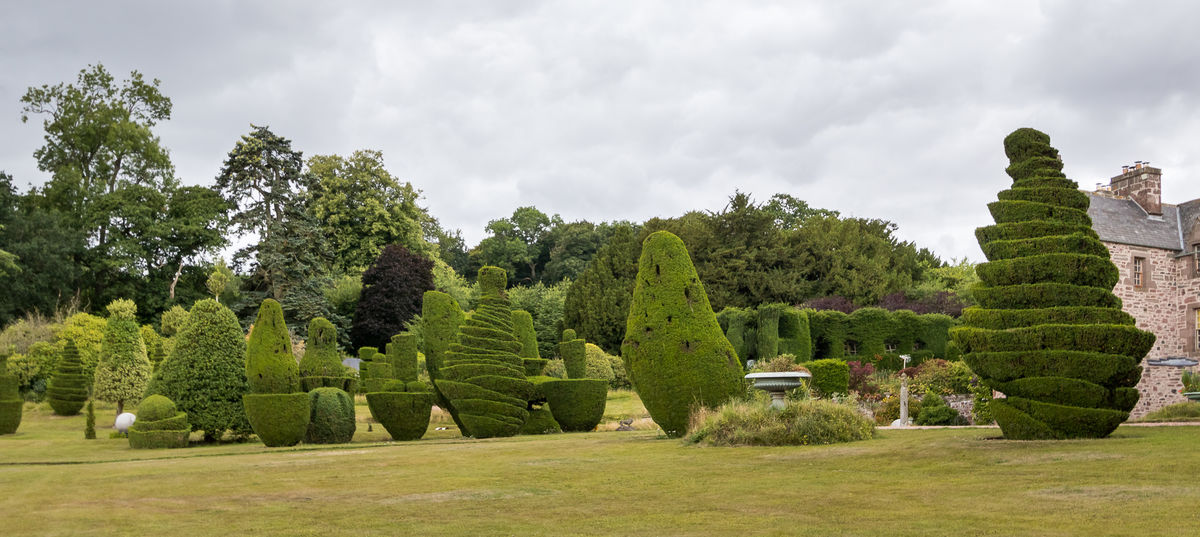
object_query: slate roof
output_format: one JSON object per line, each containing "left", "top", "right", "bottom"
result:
{"left": 1085, "top": 192, "right": 1184, "bottom": 251}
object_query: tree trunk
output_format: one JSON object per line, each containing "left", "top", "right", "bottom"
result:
{"left": 115, "top": 399, "right": 124, "bottom": 426}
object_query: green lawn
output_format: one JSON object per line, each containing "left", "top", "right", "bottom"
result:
{"left": 2, "top": 393, "right": 1199, "bottom": 536}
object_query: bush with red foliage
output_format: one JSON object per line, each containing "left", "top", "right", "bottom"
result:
{"left": 351, "top": 245, "right": 435, "bottom": 350}
{"left": 847, "top": 360, "right": 880, "bottom": 400}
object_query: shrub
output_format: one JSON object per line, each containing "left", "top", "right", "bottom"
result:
{"left": 847, "top": 360, "right": 879, "bottom": 399}
{"left": 84, "top": 399, "right": 96, "bottom": 439}
{"left": 875, "top": 392, "right": 921, "bottom": 425}
{"left": 141, "top": 325, "right": 165, "bottom": 370}
{"left": 847, "top": 307, "right": 894, "bottom": 358}
{"left": 559, "top": 338, "right": 586, "bottom": 379}
{"left": 539, "top": 378, "right": 608, "bottom": 432}
{"left": 584, "top": 343, "right": 617, "bottom": 385}
{"left": 243, "top": 299, "right": 309, "bottom": 447}
{"left": 915, "top": 393, "right": 968, "bottom": 426}
{"left": 543, "top": 359, "right": 567, "bottom": 379}
{"left": 621, "top": 231, "right": 744, "bottom": 437}
{"left": 607, "top": 353, "right": 630, "bottom": 389}
{"left": 717, "top": 307, "right": 757, "bottom": 365}
{"left": 420, "top": 290, "right": 466, "bottom": 430}
{"left": 520, "top": 406, "right": 561, "bottom": 435}
{"left": 47, "top": 339, "right": 88, "bottom": 415}
{"left": 1136, "top": 402, "right": 1200, "bottom": 423}
{"left": 912, "top": 359, "right": 973, "bottom": 396}
{"left": 128, "top": 394, "right": 190, "bottom": 449}
{"left": 755, "top": 302, "right": 786, "bottom": 360}
{"left": 351, "top": 244, "right": 435, "bottom": 350}
{"left": 512, "top": 310, "right": 547, "bottom": 376}
{"left": 437, "top": 267, "right": 533, "bottom": 438}
{"left": 508, "top": 282, "right": 570, "bottom": 360}
{"left": 955, "top": 128, "right": 1155, "bottom": 439}
{"left": 299, "top": 317, "right": 351, "bottom": 392}
{"left": 685, "top": 398, "right": 874, "bottom": 446}
{"left": 777, "top": 307, "right": 812, "bottom": 361}
{"left": 809, "top": 310, "right": 848, "bottom": 360}
{"left": 808, "top": 359, "right": 849, "bottom": 397}
{"left": 147, "top": 299, "right": 251, "bottom": 441}
{"left": 160, "top": 305, "right": 189, "bottom": 336}
{"left": 243, "top": 393, "right": 310, "bottom": 447}
{"left": 0, "top": 351, "right": 22, "bottom": 434}
{"left": 306, "top": 387, "right": 356, "bottom": 444}
{"left": 385, "top": 333, "right": 419, "bottom": 382}
{"left": 562, "top": 224, "right": 639, "bottom": 354}
{"left": 1182, "top": 371, "right": 1200, "bottom": 393}
{"left": 93, "top": 299, "right": 152, "bottom": 417}
{"left": 366, "top": 391, "right": 432, "bottom": 441}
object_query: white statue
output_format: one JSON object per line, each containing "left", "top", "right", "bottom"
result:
{"left": 114, "top": 412, "right": 137, "bottom": 433}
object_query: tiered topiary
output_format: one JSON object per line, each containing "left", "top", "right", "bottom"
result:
{"left": 299, "top": 317, "right": 353, "bottom": 392}
{"left": 47, "top": 339, "right": 88, "bottom": 416}
{"left": 436, "top": 266, "right": 533, "bottom": 438}
{"left": 513, "top": 310, "right": 547, "bottom": 376}
{"left": 243, "top": 299, "right": 310, "bottom": 447}
{"left": 421, "top": 290, "right": 467, "bottom": 431}
{"left": 952, "top": 127, "right": 1155, "bottom": 440}
{"left": 93, "top": 299, "right": 152, "bottom": 418}
{"left": 306, "top": 387, "right": 356, "bottom": 444}
{"left": 357, "top": 346, "right": 383, "bottom": 392}
{"left": 128, "top": 394, "right": 191, "bottom": 449}
{"left": 366, "top": 331, "right": 434, "bottom": 441}
{"left": 621, "top": 231, "right": 744, "bottom": 437}
{"left": 0, "top": 351, "right": 22, "bottom": 434}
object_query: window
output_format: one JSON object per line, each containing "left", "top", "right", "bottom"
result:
{"left": 1195, "top": 310, "right": 1200, "bottom": 353}
{"left": 885, "top": 342, "right": 898, "bottom": 353}
{"left": 844, "top": 342, "right": 858, "bottom": 356}
{"left": 1193, "top": 244, "right": 1200, "bottom": 277}
{"left": 1133, "top": 257, "right": 1145, "bottom": 287}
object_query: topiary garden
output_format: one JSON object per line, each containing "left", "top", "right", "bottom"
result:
{"left": 46, "top": 339, "right": 88, "bottom": 416}
{"left": 243, "top": 299, "right": 310, "bottom": 447}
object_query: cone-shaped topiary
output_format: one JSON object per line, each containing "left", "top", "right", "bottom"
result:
{"left": 621, "top": 231, "right": 744, "bottom": 437}
{"left": 421, "top": 290, "right": 466, "bottom": 430}
{"left": 128, "top": 394, "right": 191, "bottom": 449}
{"left": 243, "top": 299, "right": 310, "bottom": 447}
{"left": 951, "top": 128, "right": 1155, "bottom": 439}
{"left": 93, "top": 299, "right": 152, "bottom": 418}
{"left": 147, "top": 299, "right": 252, "bottom": 441}
{"left": 299, "top": 317, "right": 352, "bottom": 392}
{"left": 513, "top": 310, "right": 547, "bottom": 376}
{"left": 306, "top": 387, "right": 355, "bottom": 444}
{"left": 560, "top": 338, "right": 587, "bottom": 379}
{"left": 47, "top": 339, "right": 88, "bottom": 416}
{"left": 436, "top": 266, "right": 534, "bottom": 438}
{"left": 0, "top": 351, "right": 22, "bottom": 434}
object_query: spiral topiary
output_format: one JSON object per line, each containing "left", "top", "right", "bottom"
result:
{"left": 0, "top": 351, "right": 22, "bottom": 434}
{"left": 951, "top": 128, "right": 1154, "bottom": 439}
{"left": 621, "top": 231, "right": 744, "bottom": 437}
{"left": 47, "top": 339, "right": 88, "bottom": 416}
{"left": 243, "top": 299, "right": 310, "bottom": 447}
{"left": 436, "top": 266, "right": 533, "bottom": 438}
{"left": 299, "top": 317, "right": 353, "bottom": 392}
{"left": 128, "top": 394, "right": 191, "bottom": 449}
{"left": 306, "top": 387, "right": 355, "bottom": 444}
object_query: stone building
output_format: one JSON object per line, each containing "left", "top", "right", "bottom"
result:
{"left": 1086, "top": 162, "right": 1200, "bottom": 417}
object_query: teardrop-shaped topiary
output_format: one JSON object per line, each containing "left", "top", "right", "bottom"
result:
{"left": 0, "top": 351, "right": 22, "bottom": 434}
{"left": 47, "top": 339, "right": 88, "bottom": 416}
{"left": 93, "top": 299, "right": 152, "bottom": 417}
{"left": 436, "top": 266, "right": 533, "bottom": 438}
{"left": 951, "top": 128, "right": 1155, "bottom": 439}
{"left": 299, "top": 317, "right": 351, "bottom": 392}
{"left": 621, "top": 231, "right": 744, "bottom": 437}
{"left": 246, "top": 299, "right": 299, "bottom": 394}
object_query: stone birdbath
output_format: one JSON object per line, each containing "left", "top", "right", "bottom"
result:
{"left": 1184, "top": 392, "right": 1200, "bottom": 402}
{"left": 745, "top": 371, "right": 812, "bottom": 409}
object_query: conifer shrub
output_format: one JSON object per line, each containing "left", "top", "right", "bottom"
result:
{"left": 584, "top": 343, "right": 618, "bottom": 385}
{"left": 47, "top": 339, "right": 88, "bottom": 416}
{"left": 299, "top": 317, "right": 352, "bottom": 392}
{"left": 352, "top": 244, "right": 435, "bottom": 350}
{"left": 621, "top": 231, "right": 744, "bottom": 437}
{"left": 306, "top": 387, "right": 355, "bottom": 444}
{"left": 147, "top": 299, "right": 251, "bottom": 441}
{"left": 755, "top": 303, "right": 785, "bottom": 361}
{"left": 952, "top": 128, "right": 1154, "bottom": 439}
{"left": 560, "top": 338, "right": 587, "bottom": 379}
{"left": 777, "top": 308, "right": 812, "bottom": 361}
{"left": 84, "top": 400, "right": 96, "bottom": 439}
{"left": 93, "top": 299, "right": 152, "bottom": 417}
{"left": 0, "top": 351, "right": 22, "bottom": 434}
{"left": 366, "top": 391, "right": 432, "bottom": 441}
{"left": 562, "top": 224, "right": 639, "bottom": 354}
{"left": 243, "top": 299, "right": 309, "bottom": 447}
{"left": 847, "top": 307, "right": 894, "bottom": 358}
{"left": 539, "top": 378, "right": 607, "bottom": 432}
{"left": 807, "top": 359, "right": 850, "bottom": 397}
{"left": 513, "top": 310, "right": 548, "bottom": 376}
{"left": 357, "top": 346, "right": 380, "bottom": 390}
{"left": 128, "top": 394, "right": 191, "bottom": 449}
{"left": 437, "top": 267, "right": 533, "bottom": 438}
{"left": 421, "top": 290, "right": 466, "bottom": 430}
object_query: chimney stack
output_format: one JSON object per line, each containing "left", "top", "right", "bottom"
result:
{"left": 1109, "top": 162, "right": 1162, "bottom": 216}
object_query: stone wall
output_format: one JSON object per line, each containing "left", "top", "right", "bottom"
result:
{"left": 1130, "top": 362, "right": 1199, "bottom": 419}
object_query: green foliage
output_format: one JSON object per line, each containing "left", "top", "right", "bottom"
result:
{"left": 507, "top": 281, "right": 570, "bottom": 360}
{"left": 243, "top": 392, "right": 310, "bottom": 447}
{"left": 206, "top": 259, "right": 232, "bottom": 300}
{"left": 539, "top": 379, "right": 608, "bottom": 432}
{"left": 717, "top": 307, "right": 757, "bottom": 365}
{"left": 386, "top": 333, "right": 419, "bottom": 382}
{"left": 246, "top": 299, "right": 299, "bottom": 394}
{"left": 777, "top": 308, "right": 812, "bottom": 361}
{"left": 129, "top": 395, "right": 190, "bottom": 449}
{"left": 160, "top": 305, "right": 189, "bottom": 336}
{"left": 542, "top": 359, "right": 566, "bottom": 379}
{"left": 915, "top": 393, "right": 968, "bottom": 426}
{"left": 755, "top": 303, "right": 784, "bottom": 361}
{"left": 807, "top": 359, "right": 850, "bottom": 397}
{"left": 420, "top": 291, "right": 465, "bottom": 428}
{"left": 685, "top": 398, "right": 874, "bottom": 446}
{"left": 351, "top": 244, "right": 435, "bottom": 350}
{"left": 473, "top": 206, "right": 556, "bottom": 283}
{"left": 584, "top": 343, "right": 619, "bottom": 386}
{"left": 559, "top": 338, "right": 586, "bottom": 379}
{"left": 1180, "top": 371, "right": 1200, "bottom": 393}
{"left": 512, "top": 310, "right": 548, "bottom": 376}
{"left": 809, "top": 310, "right": 848, "bottom": 360}
{"left": 47, "top": 339, "right": 87, "bottom": 415}
{"left": 137, "top": 394, "right": 177, "bottom": 422}
{"left": 0, "top": 352, "right": 23, "bottom": 434}
{"left": 305, "top": 388, "right": 355, "bottom": 444}
{"left": 366, "top": 391, "right": 432, "bottom": 441}
{"left": 956, "top": 128, "right": 1154, "bottom": 440}
{"left": 299, "top": 317, "right": 350, "bottom": 392}
{"left": 847, "top": 307, "right": 894, "bottom": 358}
{"left": 621, "top": 231, "right": 744, "bottom": 437}
{"left": 93, "top": 300, "right": 151, "bottom": 411}
{"left": 141, "top": 325, "right": 165, "bottom": 370}
{"left": 437, "top": 266, "right": 533, "bottom": 438}
{"left": 520, "top": 406, "right": 561, "bottom": 435}
{"left": 147, "top": 299, "right": 251, "bottom": 440}
{"left": 1137, "top": 402, "right": 1200, "bottom": 422}
{"left": 563, "top": 224, "right": 639, "bottom": 354}
{"left": 84, "top": 399, "right": 96, "bottom": 439}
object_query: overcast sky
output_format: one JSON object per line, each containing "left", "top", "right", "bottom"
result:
{"left": 3, "top": 1, "right": 1199, "bottom": 262}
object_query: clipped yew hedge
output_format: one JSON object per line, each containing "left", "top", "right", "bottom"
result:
{"left": 366, "top": 391, "right": 432, "bottom": 441}
{"left": 299, "top": 317, "right": 353, "bottom": 393}
{"left": 807, "top": 359, "right": 849, "bottom": 397}
{"left": 0, "top": 352, "right": 22, "bottom": 434}
{"left": 243, "top": 299, "right": 309, "bottom": 447}
{"left": 306, "top": 387, "right": 355, "bottom": 444}
{"left": 128, "top": 394, "right": 190, "bottom": 449}
{"left": 540, "top": 378, "right": 608, "bottom": 432}
{"left": 47, "top": 339, "right": 88, "bottom": 416}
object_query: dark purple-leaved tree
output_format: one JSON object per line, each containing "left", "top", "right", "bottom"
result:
{"left": 351, "top": 245, "right": 434, "bottom": 350}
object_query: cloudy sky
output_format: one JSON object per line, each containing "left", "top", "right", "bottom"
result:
{"left": 3, "top": 1, "right": 1199, "bottom": 262}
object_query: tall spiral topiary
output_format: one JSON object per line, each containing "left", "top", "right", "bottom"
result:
{"left": 299, "top": 317, "right": 352, "bottom": 392}
{"left": 0, "top": 351, "right": 22, "bottom": 434}
{"left": 93, "top": 299, "right": 152, "bottom": 418}
{"left": 621, "top": 231, "right": 744, "bottom": 437}
{"left": 47, "top": 339, "right": 88, "bottom": 416}
{"left": 436, "top": 267, "right": 533, "bottom": 438}
{"left": 243, "top": 299, "right": 310, "bottom": 447}
{"left": 951, "top": 128, "right": 1155, "bottom": 439}
{"left": 422, "top": 290, "right": 466, "bottom": 429}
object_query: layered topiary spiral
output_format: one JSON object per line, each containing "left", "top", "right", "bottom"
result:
{"left": 436, "top": 267, "right": 533, "bottom": 438}
{"left": 0, "top": 351, "right": 22, "bottom": 434}
{"left": 621, "top": 231, "right": 744, "bottom": 437}
{"left": 243, "top": 299, "right": 310, "bottom": 447}
{"left": 128, "top": 394, "right": 191, "bottom": 449}
{"left": 47, "top": 339, "right": 88, "bottom": 416}
{"left": 951, "top": 128, "right": 1155, "bottom": 439}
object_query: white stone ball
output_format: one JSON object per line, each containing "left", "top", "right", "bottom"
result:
{"left": 114, "top": 412, "right": 137, "bottom": 433}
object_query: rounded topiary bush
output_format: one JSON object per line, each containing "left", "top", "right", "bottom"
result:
{"left": 621, "top": 231, "right": 744, "bottom": 437}
{"left": 539, "top": 378, "right": 608, "bottom": 432}
{"left": 0, "top": 352, "right": 23, "bottom": 434}
{"left": 366, "top": 391, "right": 432, "bottom": 441}
{"left": 128, "top": 394, "right": 191, "bottom": 449}
{"left": 306, "top": 387, "right": 355, "bottom": 444}
{"left": 952, "top": 128, "right": 1154, "bottom": 439}
{"left": 47, "top": 339, "right": 88, "bottom": 416}
{"left": 244, "top": 393, "right": 310, "bottom": 447}
{"left": 299, "top": 317, "right": 352, "bottom": 392}
{"left": 915, "top": 393, "right": 969, "bottom": 426}
{"left": 685, "top": 398, "right": 875, "bottom": 446}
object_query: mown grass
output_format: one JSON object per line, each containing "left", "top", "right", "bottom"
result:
{"left": 2, "top": 393, "right": 1199, "bottom": 536}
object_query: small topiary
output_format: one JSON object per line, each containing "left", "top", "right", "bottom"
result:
{"left": 513, "top": 310, "right": 548, "bottom": 376}
{"left": 84, "top": 399, "right": 96, "bottom": 439}
{"left": 366, "top": 391, "right": 432, "bottom": 441}
{"left": 299, "top": 317, "right": 352, "bottom": 392}
{"left": 243, "top": 299, "right": 310, "bottom": 448}
{"left": 915, "top": 393, "right": 969, "bottom": 426}
{"left": 128, "top": 394, "right": 191, "bottom": 449}
{"left": 0, "top": 351, "right": 23, "bottom": 434}
{"left": 561, "top": 328, "right": 577, "bottom": 342}
{"left": 520, "top": 406, "right": 562, "bottom": 435}
{"left": 93, "top": 299, "right": 152, "bottom": 418}
{"left": 584, "top": 343, "right": 617, "bottom": 384}
{"left": 47, "top": 339, "right": 88, "bottom": 416}
{"left": 539, "top": 379, "right": 608, "bottom": 432}
{"left": 559, "top": 338, "right": 587, "bottom": 379}
{"left": 807, "top": 359, "right": 850, "bottom": 397}
{"left": 357, "top": 346, "right": 380, "bottom": 390}
{"left": 386, "top": 333, "right": 419, "bottom": 382}
{"left": 306, "top": 387, "right": 355, "bottom": 444}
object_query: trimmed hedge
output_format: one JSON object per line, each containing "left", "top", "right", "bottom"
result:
{"left": 386, "top": 333, "right": 420, "bottom": 382}
{"left": 300, "top": 317, "right": 350, "bottom": 392}
{"left": 778, "top": 308, "right": 812, "bottom": 361}
{"left": 809, "top": 310, "right": 848, "bottom": 360}
{"left": 540, "top": 379, "right": 608, "bottom": 432}
{"left": 244, "top": 393, "right": 310, "bottom": 447}
{"left": 520, "top": 406, "right": 561, "bottom": 435}
{"left": 621, "top": 231, "right": 744, "bottom": 437}
{"left": 246, "top": 299, "right": 299, "bottom": 394}
{"left": 755, "top": 303, "right": 785, "bottom": 361}
{"left": 0, "top": 352, "right": 22, "bottom": 434}
{"left": 128, "top": 395, "right": 190, "bottom": 449}
{"left": 48, "top": 339, "right": 88, "bottom": 416}
{"left": 955, "top": 127, "right": 1154, "bottom": 439}
{"left": 437, "top": 267, "right": 533, "bottom": 438}
{"left": 808, "top": 359, "right": 849, "bottom": 396}
{"left": 421, "top": 290, "right": 466, "bottom": 431}
{"left": 717, "top": 307, "right": 757, "bottom": 365}
{"left": 306, "top": 387, "right": 355, "bottom": 444}
{"left": 366, "top": 391, "right": 432, "bottom": 441}
{"left": 357, "top": 346, "right": 380, "bottom": 390}
{"left": 560, "top": 338, "right": 586, "bottom": 379}
{"left": 847, "top": 307, "right": 894, "bottom": 358}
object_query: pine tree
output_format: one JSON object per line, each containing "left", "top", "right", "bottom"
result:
{"left": 93, "top": 299, "right": 151, "bottom": 419}
{"left": 563, "top": 225, "right": 639, "bottom": 354}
